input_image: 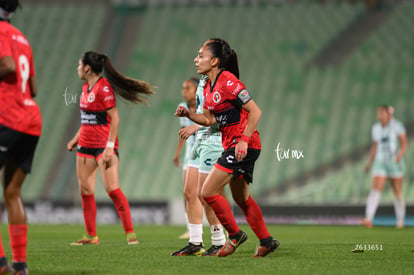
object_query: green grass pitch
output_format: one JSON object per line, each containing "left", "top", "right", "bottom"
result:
{"left": 0, "top": 224, "right": 412, "bottom": 274}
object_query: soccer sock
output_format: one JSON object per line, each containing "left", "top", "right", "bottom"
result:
{"left": 210, "top": 224, "right": 226, "bottom": 246}
{"left": 189, "top": 224, "right": 203, "bottom": 245}
{"left": 0, "top": 230, "right": 5, "bottom": 258}
{"left": 236, "top": 195, "right": 271, "bottom": 240}
{"left": 365, "top": 190, "right": 381, "bottom": 221}
{"left": 108, "top": 188, "right": 134, "bottom": 234}
{"left": 393, "top": 197, "right": 405, "bottom": 224}
{"left": 8, "top": 224, "right": 27, "bottom": 263}
{"left": 81, "top": 194, "right": 97, "bottom": 236}
{"left": 204, "top": 194, "right": 240, "bottom": 236}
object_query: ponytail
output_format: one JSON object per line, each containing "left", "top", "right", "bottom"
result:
{"left": 206, "top": 39, "right": 240, "bottom": 79}
{"left": 81, "top": 51, "right": 154, "bottom": 104}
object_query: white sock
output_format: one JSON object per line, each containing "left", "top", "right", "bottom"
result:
{"left": 365, "top": 190, "right": 381, "bottom": 221}
{"left": 189, "top": 224, "right": 203, "bottom": 245}
{"left": 393, "top": 197, "right": 405, "bottom": 225}
{"left": 210, "top": 224, "right": 226, "bottom": 246}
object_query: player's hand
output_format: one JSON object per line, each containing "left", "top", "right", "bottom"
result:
{"left": 67, "top": 139, "right": 78, "bottom": 151}
{"left": 179, "top": 125, "right": 199, "bottom": 140}
{"left": 102, "top": 147, "right": 114, "bottom": 168}
{"left": 173, "top": 153, "right": 181, "bottom": 167}
{"left": 175, "top": 106, "right": 189, "bottom": 117}
{"left": 235, "top": 140, "right": 248, "bottom": 161}
{"left": 396, "top": 153, "right": 403, "bottom": 163}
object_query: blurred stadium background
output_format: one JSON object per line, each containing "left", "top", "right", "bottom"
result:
{"left": 3, "top": 0, "right": 413, "bottom": 225}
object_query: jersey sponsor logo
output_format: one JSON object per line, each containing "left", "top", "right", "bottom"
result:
{"left": 213, "top": 91, "right": 221, "bottom": 103}
{"left": 214, "top": 107, "right": 240, "bottom": 127}
{"left": 103, "top": 86, "right": 110, "bottom": 93}
{"left": 11, "top": 34, "right": 29, "bottom": 46}
{"left": 80, "top": 110, "right": 108, "bottom": 125}
{"left": 227, "top": 80, "right": 234, "bottom": 86}
{"left": 88, "top": 92, "right": 95, "bottom": 103}
{"left": 237, "top": 89, "right": 251, "bottom": 104}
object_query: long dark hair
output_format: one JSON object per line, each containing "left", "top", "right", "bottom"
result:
{"left": 81, "top": 51, "right": 154, "bottom": 104}
{"left": 205, "top": 39, "right": 239, "bottom": 79}
{"left": 0, "top": 0, "right": 20, "bottom": 13}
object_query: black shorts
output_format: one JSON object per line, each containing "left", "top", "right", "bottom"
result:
{"left": 77, "top": 146, "right": 119, "bottom": 161}
{"left": 215, "top": 147, "right": 260, "bottom": 183}
{"left": 0, "top": 125, "right": 39, "bottom": 174}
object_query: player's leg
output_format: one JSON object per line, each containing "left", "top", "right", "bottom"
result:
{"left": 179, "top": 168, "right": 190, "bottom": 239}
{"left": 171, "top": 166, "right": 205, "bottom": 256}
{"left": 71, "top": 155, "right": 99, "bottom": 245}
{"left": 198, "top": 172, "right": 226, "bottom": 256}
{"left": 390, "top": 177, "right": 405, "bottom": 228}
{"left": 2, "top": 132, "right": 39, "bottom": 273}
{"left": 2, "top": 160, "right": 28, "bottom": 274}
{"left": 197, "top": 145, "right": 227, "bottom": 256}
{"left": 362, "top": 176, "right": 386, "bottom": 227}
{"left": 230, "top": 177, "right": 279, "bottom": 257}
{"left": 98, "top": 153, "right": 137, "bottom": 244}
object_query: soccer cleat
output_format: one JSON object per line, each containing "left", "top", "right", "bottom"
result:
{"left": 179, "top": 231, "right": 190, "bottom": 239}
{"left": 0, "top": 257, "right": 13, "bottom": 275}
{"left": 217, "top": 230, "right": 248, "bottom": 257}
{"left": 202, "top": 245, "right": 223, "bottom": 256}
{"left": 170, "top": 242, "right": 205, "bottom": 256}
{"left": 126, "top": 232, "right": 139, "bottom": 245}
{"left": 252, "top": 239, "right": 280, "bottom": 257}
{"left": 11, "top": 262, "right": 28, "bottom": 275}
{"left": 361, "top": 218, "right": 373, "bottom": 228}
{"left": 70, "top": 234, "right": 100, "bottom": 246}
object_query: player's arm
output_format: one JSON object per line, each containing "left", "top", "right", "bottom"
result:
{"left": 67, "top": 128, "right": 81, "bottom": 151}
{"left": 235, "top": 99, "right": 262, "bottom": 161}
{"left": 102, "top": 107, "right": 119, "bottom": 165}
{"left": 0, "top": 56, "right": 16, "bottom": 79}
{"left": 175, "top": 105, "right": 216, "bottom": 126}
{"left": 29, "top": 77, "right": 37, "bottom": 97}
{"left": 173, "top": 129, "right": 186, "bottom": 167}
{"left": 396, "top": 133, "right": 407, "bottom": 163}
{"left": 364, "top": 142, "right": 377, "bottom": 172}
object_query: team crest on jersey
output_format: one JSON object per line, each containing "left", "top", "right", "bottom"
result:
{"left": 213, "top": 91, "right": 221, "bottom": 103}
{"left": 88, "top": 92, "right": 95, "bottom": 103}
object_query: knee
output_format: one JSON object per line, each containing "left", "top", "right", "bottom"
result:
{"left": 4, "top": 185, "right": 21, "bottom": 202}
{"left": 79, "top": 183, "right": 94, "bottom": 195}
{"left": 183, "top": 186, "right": 196, "bottom": 203}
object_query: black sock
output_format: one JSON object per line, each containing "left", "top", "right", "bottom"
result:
{"left": 12, "top": 262, "right": 27, "bottom": 271}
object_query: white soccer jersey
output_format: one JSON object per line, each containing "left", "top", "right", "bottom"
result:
{"left": 371, "top": 118, "right": 406, "bottom": 162}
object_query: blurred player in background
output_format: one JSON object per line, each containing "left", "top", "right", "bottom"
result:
{"left": 176, "top": 39, "right": 279, "bottom": 257}
{"left": 172, "top": 59, "right": 228, "bottom": 256}
{"left": 0, "top": 0, "right": 39, "bottom": 273}
{"left": 67, "top": 51, "right": 154, "bottom": 245}
{"left": 363, "top": 105, "right": 407, "bottom": 228}
{"left": 173, "top": 77, "right": 197, "bottom": 240}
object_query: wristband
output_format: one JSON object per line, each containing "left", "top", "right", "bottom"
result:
{"left": 240, "top": 134, "right": 250, "bottom": 143}
{"left": 106, "top": 141, "right": 115, "bottom": 149}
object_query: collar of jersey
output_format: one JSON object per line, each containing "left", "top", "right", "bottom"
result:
{"left": 210, "top": 70, "right": 225, "bottom": 93}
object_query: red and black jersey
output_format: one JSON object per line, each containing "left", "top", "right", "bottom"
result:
{"left": 203, "top": 70, "right": 261, "bottom": 150}
{"left": 0, "top": 21, "right": 41, "bottom": 136}
{"left": 78, "top": 77, "right": 119, "bottom": 149}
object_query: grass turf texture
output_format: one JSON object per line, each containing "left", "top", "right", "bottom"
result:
{"left": 0, "top": 224, "right": 412, "bottom": 274}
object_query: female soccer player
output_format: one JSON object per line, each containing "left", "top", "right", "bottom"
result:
{"left": 175, "top": 39, "right": 279, "bottom": 257}
{"left": 173, "top": 77, "right": 198, "bottom": 239}
{"left": 363, "top": 105, "right": 407, "bottom": 228}
{"left": 171, "top": 71, "right": 227, "bottom": 256}
{"left": 67, "top": 51, "right": 154, "bottom": 245}
{"left": 0, "top": 0, "right": 39, "bottom": 273}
